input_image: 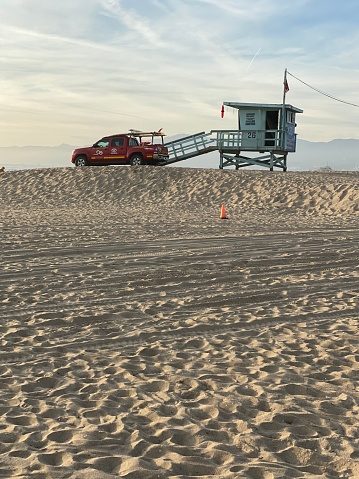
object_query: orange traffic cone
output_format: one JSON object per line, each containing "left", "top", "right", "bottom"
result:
{"left": 220, "top": 204, "right": 228, "bottom": 219}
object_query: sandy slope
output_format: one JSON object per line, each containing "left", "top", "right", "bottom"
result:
{"left": 0, "top": 166, "right": 358, "bottom": 479}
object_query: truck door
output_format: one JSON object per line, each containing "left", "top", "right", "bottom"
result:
{"left": 91, "top": 138, "right": 110, "bottom": 163}
{"left": 109, "top": 137, "right": 127, "bottom": 163}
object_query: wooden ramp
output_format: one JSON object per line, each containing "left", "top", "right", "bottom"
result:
{"left": 163, "top": 132, "right": 217, "bottom": 164}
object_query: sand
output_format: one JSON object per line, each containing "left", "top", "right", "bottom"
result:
{"left": 0, "top": 166, "right": 358, "bottom": 479}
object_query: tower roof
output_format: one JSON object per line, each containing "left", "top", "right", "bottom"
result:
{"left": 223, "top": 102, "right": 303, "bottom": 113}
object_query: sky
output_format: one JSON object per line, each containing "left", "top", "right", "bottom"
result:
{"left": 1, "top": 0, "right": 359, "bottom": 147}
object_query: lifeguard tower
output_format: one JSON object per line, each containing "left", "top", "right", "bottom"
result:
{"left": 163, "top": 68, "right": 303, "bottom": 171}
{"left": 217, "top": 102, "right": 303, "bottom": 171}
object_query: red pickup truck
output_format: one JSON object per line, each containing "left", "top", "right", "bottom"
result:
{"left": 71, "top": 130, "right": 169, "bottom": 167}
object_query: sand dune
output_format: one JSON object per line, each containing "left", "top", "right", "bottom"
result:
{"left": 1, "top": 166, "right": 358, "bottom": 478}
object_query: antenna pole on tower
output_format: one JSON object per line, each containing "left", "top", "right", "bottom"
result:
{"left": 281, "top": 68, "right": 288, "bottom": 148}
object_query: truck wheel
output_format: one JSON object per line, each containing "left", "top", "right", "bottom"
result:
{"left": 75, "top": 155, "right": 88, "bottom": 167}
{"left": 130, "top": 155, "right": 146, "bottom": 166}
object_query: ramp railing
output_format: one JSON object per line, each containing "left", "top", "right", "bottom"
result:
{"left": 212, "top": 129, "right": 284, "bottom": 151}
{"left": 164, "top": 132, "right": 216, "bottom": 164}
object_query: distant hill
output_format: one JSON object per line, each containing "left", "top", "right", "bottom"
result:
{"left": 292, "top": 139, "right": 359, "bottom": 171}
{"left": 1, "top": 138, "right": 358, "bottom": 171}
{"left": 0, "top": 144, "right": 75, "bottom": 170}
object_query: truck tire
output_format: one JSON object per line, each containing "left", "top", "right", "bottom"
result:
{"left": 75, "top": 155, "right": 89, "bottom": 167}
{"left": 130, "top": 154, "right": 146, "bottom": 166}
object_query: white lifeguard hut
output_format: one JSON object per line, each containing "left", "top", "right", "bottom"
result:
{"left": 217, "top": 101, "right": 303, "bottom": 171}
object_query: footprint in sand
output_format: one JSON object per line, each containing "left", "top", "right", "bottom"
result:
{"left": 47, "top": 429, "right": 73, "bottom": 443}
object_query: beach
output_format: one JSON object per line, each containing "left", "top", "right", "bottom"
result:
{"left": 1, "top": 166, "right": 358, "bottom": 479}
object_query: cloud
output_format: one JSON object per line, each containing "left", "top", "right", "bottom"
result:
{"left": 193, "top": 0, "right": 282, "bottom": 18}
{"left": 99, "top": 0, "right": 164, "bottom": 47}
{"left": 1, "top": 25, "right": 117, "bottom": 51}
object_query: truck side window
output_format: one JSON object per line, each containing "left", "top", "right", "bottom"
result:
{"left": 112, "top": 138, "right": 124, "bottom": 147}
{"left": 129, "top": 138, "right": 139, "bottom": 146}
{"left": 94, "top": 139, "right": 109, "bottom": 148}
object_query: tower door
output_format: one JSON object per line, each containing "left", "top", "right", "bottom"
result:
{"left": 265, "top": 110, "right": 279, "bottom": 147}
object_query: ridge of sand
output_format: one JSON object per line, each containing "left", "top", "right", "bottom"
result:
{"left": 1, "top": 167, "right": 358, "bottom": 479}
{"left": 1, "top": 167, "right": 358, "bottom": 215}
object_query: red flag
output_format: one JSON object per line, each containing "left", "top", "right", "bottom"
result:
{"left": 284, "top": 79, "right": 289, "bottom": 93}
{"left": 221, "top": 105, "right": 225, "bottom": 118}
